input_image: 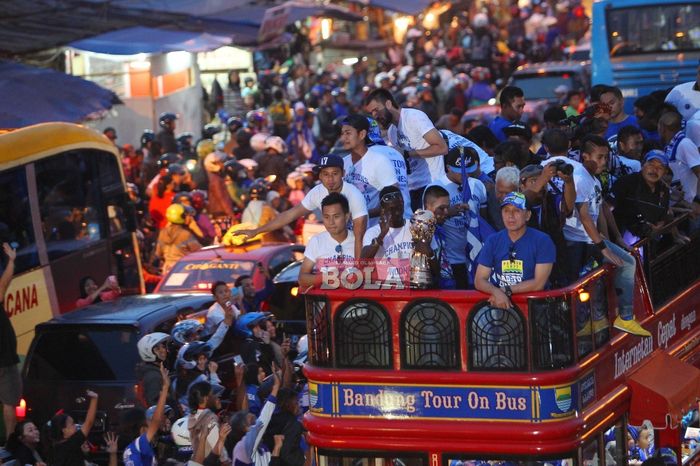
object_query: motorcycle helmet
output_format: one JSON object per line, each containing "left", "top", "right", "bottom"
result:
{"left": 140, "top": 129, "right": 156, "bottom": 146}
{"left": 234, "top": 312, "right": 270, "bottom": 338}
{"left": 165, "top": 203, "right": 187, "bottom": 225}
{"left": 196, "top": 139, "right": 215, "bottom": 159}
{"left": 170, "top": 319, "right": 203, "bottom": 345}
{"left": 137, "top": 332, "right": 170, "bottom": 362}
{"left": 159, "top": 112, "right": 178, "bottom": 128}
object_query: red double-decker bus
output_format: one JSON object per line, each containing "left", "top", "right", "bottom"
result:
{"left": 303, "top": 224, "right": 700, "bottom": 465}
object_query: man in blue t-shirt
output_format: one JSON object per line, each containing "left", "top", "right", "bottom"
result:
{"left": 488, "top": 86, "right": 526, "bottom": 142}
{"left": 601, "top": 86, "right": 639, "bottom": 139}
{"left": 475, "top": 191, "right": 556, "bottom": 309}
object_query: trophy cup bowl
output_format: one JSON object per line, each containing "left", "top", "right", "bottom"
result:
{"left": 409, "top": 209, "right": 436, "bottom": 289}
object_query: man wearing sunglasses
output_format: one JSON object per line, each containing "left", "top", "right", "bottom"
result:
{"left": 361, "top": 186, "right": 415, "bottom": 261}
{"left": 340, "top": 115, "right": 402, "bottom": 224}
{"left": 298, "top": 193, "right": 355, "bottom": 288}
{"left": 474, "top": 192, "right": 555, "bottom": 309}
{"left": 237, "top": 154, "right": 368, "bottom": 258}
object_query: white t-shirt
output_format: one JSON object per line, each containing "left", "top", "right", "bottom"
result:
{"left": 204, "top": 302, "right": 241, "bottom": 336}
{"left": 304, "top": 231, "right": 356, "bottom": 264}
{"left": 543, "top": 157, "right": 602, "bottom": 243}
{"left": 439, "top": 178, "right": 488, "bottom": 264}
{"left": 387, "top": 108, "right": 445, "bottom": 190}
{"left": 363, "top": 222, "right": 413, "bottom": 260}
{"left": 365, "top": 144, "right": 412, "bottom": 219}
{"left": 669, "top": 137, "right": 700, "bottom": 203}
{"left": 301, "top": 182, "right": 368, "bottom": 220}
{"left": 343, "top": 149, "right": 399, "bottom": 225}
{"left": 440, "top": 129, "right": 495, "bottom": 177}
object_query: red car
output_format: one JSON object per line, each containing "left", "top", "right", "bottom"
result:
{"left": 154, "top": 242, "right": 305, "bottom": 297}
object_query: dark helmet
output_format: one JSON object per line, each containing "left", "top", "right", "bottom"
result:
{"left": 174, "top": 191, "right": 192, "bottom": 205}
{"left": 177, "top": 132, "right": 194, "bottom": 145}
{"left": 140, "top": 129, "right": 156, "bottom": 146}
{"left": 202, "top": 123, "right": 221, "bottom": 140}
{"left": 248, "top": 179, "right": 268, "bottom": 200}
{"left": 226, "top": 116, "right": 244, "bottom": 133}
{"left": 159, "top": 112, "right": 178, "bottom": 128}
{"left": 182, "top": 341, "right": 212, "bottom": 362}
{"left": 223, "top": 159, "right": 244, "bottom": 180}
{"left": 158, "top": 153, "right": 180, "bottom": 170}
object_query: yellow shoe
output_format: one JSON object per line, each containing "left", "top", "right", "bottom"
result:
{"left": 613, "top": 317, "right": 652, "bottom": 337}
{"left": 592, "top": 318, "right": 610, "bottom": 333}
{"left": 577, "top": 320, "right": 593, "bottom": 337}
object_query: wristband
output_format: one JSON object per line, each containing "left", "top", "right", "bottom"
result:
{"left": 595, "top": 241, "right": 607, "bottom": 252}
{"left": 503, "top": 285, "right": 513, "bottom": 298}
{"left": 371, "top": 237, "right": 383, "bottom": 247}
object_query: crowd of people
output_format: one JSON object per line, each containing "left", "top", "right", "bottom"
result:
{"left": 2, "top": 2, "right": 700, "bottom": 466}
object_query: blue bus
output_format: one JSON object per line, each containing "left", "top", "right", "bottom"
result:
{"left": 591, "top": 0, "right": 700, "bottom": 111}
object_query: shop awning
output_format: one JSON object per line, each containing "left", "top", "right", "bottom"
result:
{"left": 70, "top": 27, "right": 233, "bottom": 55}
{"left": 627, "top": 352, "right": 700, "bottom": 427}
{"left": 0, "top": 60, "right": 121, "bottom": 128}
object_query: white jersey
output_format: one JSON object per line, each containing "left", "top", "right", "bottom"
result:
{"left": 369, "top": 144, "right": 412, "bottom": 219}
{"left": 668, "top": 136, "right": 700, "bottom": 203}
{"left": 304, "top": 231, "right": 355, "bottom": 264}
{"left": 301, "top": 182, "right": 368, "bottom": 220}
{"left": 363, "top": 223, "right": 413, "bottom": 260}
{"left": 343, "top": 148, "right": 399, "bottom": 226}
{"left": 387, "top": 108, "right": 445, "bottom": 190}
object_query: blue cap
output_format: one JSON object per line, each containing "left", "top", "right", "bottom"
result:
{"left": 643, "top": 149, "right": 669, "bottom": 167}
{"left": 500, "top": 191, "right": 527, "bottom": 210}
{"left": 317, "top": 154, "right": 345, "bottom": 170}
{"left": 366, "top": 117, "right": 386, "bottom": 146}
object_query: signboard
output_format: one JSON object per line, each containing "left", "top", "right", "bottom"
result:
{"left": 6, "top": 268, "right": 53, "bottom": 354}
{"left": 258, "top": 4, "right": 291, "bottom": 43}
{"left": 309, "top": 381, "right": 578, "bottom": 422}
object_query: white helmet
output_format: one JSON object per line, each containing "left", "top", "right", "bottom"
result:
{"left": 265, "top": 136, "right": 287, "bottom": 154}
{"left": 238, "top": 158, "right": 259, "bottom": 170}
{"left": 250, "top": 133, "right": 270, "bottom": 152}
{"left": 472, "top": 12, "right": 489, "bottom": 28}
{"left": 137, "top": 332, "right": 170, "bottom": 362}
{"left": 374, "top": 72, "right": 391, "bottom": 88}
{"left": 171, "top": 416, "right": 191, "bottom": 447}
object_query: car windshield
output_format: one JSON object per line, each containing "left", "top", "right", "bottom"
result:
{"left": 160, "top": 259, "right": 256, "bottom": 292}
{"left": 273, "top": 261, "right": 301, "bottom": 284}
{"left": 511, "top": 73, "right": 579, "bottom": 101}
{"left": 26, "top": 328, "right": 138, "bottom": 381}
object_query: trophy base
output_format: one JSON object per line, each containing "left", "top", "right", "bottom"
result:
{"left": 409, "top": 271, "right": 433, "bottom": 290}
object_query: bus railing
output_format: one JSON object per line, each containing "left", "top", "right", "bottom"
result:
{"left": 305, "top": 216, "right": 700, "bottom": 375}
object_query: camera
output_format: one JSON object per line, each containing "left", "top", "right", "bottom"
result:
{"left": 550, "top": 159, "right": 574, "bottom": 176}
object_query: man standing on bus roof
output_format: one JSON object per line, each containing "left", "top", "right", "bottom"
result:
{"left": 474, "top": 192, "right": 555, "bottom": 310}
{"left": 237, "top": 154, "right": 368, "bottom": 258}
{"left": 664, "top": 61, "right": 700, "bottom": 121}
{"left": 340, "top": 115, "right": 401, "bottom": 224}
{"left": 600, "top": 86, "right": 639, "bottom": 140}
{"left": 0, "top": 243, "right": 19, "bottom": 441}
{"left": 489, "top": 86, "right": 526, "bottom": 143}
{"left": 364, "top": 88, "right": 449, "bottom": 212}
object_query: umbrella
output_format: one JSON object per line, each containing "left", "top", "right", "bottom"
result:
{"left": 0, "top": 60, "right": 121, "bottom": 128}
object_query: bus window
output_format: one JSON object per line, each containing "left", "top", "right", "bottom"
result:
{"left": 444, "top": 457, "right": 573, "bottom": 465}
{"left": 400, "top": 300, "right": 459, "bottom": 370}
{"left": 581, "top": 437, "right": 600, "bottom": 465}
{"left": 468, "top": 302, "right": 527, "bottom": 371}
{"left": 529, "top": 295, "right": 574, "bottom": 370}
{"left": 35, "top": 150, "right": 105, "bottom": 259}
{"left": 307, "top": 295, "right": 332, "bottom": 367}
{"left": 0, "top": 167, "right": 39, "bottom": 273}
{"left": 318, "top": 453, "right": 425, "bottom": 466}
{"left": 95, "top": 150, "right": 129, "bottom": 237}
{"left": 606, "top": 4, "right": 700, "bottom": 57}
{"left": 335, "top": 300, "right": 391, "bottom": 369}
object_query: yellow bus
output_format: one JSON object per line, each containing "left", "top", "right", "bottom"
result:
{"left": 0, "top": 123, "right": 144, "bottom": 353}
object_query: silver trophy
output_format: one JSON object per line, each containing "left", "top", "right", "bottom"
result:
{"left": 409, "top": 209, "right": 436, "bottom": 289}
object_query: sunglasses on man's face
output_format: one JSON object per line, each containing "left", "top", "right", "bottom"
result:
{"left": 381, "top": 191, "right": 403, "bottom": 204}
